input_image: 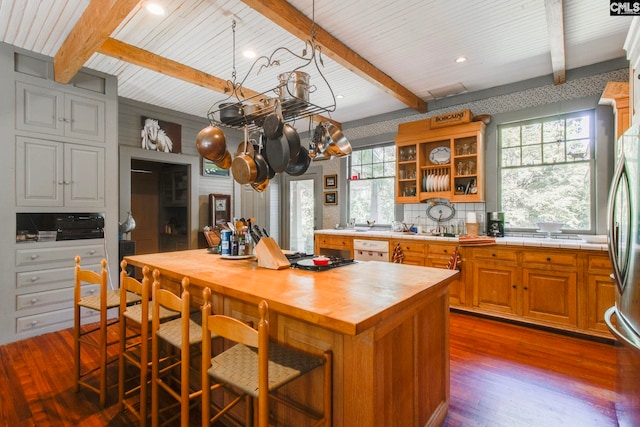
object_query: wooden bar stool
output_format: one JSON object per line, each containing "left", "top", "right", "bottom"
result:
{"left": 74, "top": 255, "right": 141, "bottom": 406}
{"left": 201, "top": 287, "right": 332, "bottom": 427}
{"left": 150, "top": 272, "right": 210, "bottom": 427}
{"left": 118, "top": 261, "right": 179, "bottom": 426}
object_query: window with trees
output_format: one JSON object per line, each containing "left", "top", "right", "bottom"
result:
{"left": 499, "top": 110, "right": 595, "bottom": 231}
{"left": 348, "top": 145, "right": 396, "bottom": 225}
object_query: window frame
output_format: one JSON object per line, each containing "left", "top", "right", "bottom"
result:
{"left": 347, "top": 142, "right": 397, "bottom": 226}
{"left": 497, "top": 109, "right": 597, "bottom": 233}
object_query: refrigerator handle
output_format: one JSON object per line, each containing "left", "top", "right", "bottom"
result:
{"left": 604, "top": 306, "right": 640, "bottom": 352}
{"left": 607, "top": 158, "right": 625, "bottom": 292}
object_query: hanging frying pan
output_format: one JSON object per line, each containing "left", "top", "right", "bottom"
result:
{"left": 263, "top": 99, "right": 284, "bottom": 140}
{"left": 285, "top": 145, "right": 311, "bottom": 176}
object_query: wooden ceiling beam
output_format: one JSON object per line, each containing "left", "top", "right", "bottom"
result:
{"left": 241, "top": 0, "right": 428, "bottom": 114}
{"left": 545, "top": 0, "right": 566, "bottom": 85}
{"left": 98, "top": 38, "right": 261, "bottom": 98}
{"left": 53, "top": 0, "right": 141, "bottom": 84}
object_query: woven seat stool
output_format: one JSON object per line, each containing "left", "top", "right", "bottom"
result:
{"left": 118, "top": 261, "right": 180, "bottom": 426}
{"left": 74, "top": 255, "right": 141, "bottom": 406}
{"left": 151, "top": 273, "right": 214, "bottom": 427}
{"left": 201, "top": 287, "right": 332, "bottom": 427}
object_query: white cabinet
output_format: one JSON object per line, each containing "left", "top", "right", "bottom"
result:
{"left": 14, "top": 244, "right": 105, "bottom": 338}
{"left": 16, "top": 81, "right": 106, "bottom": 142}
{"left": 16, "top": 136, "right": 105, "bottom": 207}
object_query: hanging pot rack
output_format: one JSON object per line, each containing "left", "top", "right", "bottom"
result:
{"left": 206, "top": 9, "right": 337, "bottom": 132}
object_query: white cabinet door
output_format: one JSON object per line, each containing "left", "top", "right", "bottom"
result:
{"left": 64, "top": 94, "right": 105, "bottom": 142}
{"left": 16, "top": 82, "right": 105, "bottom": 142}
{"left": 64, "top": 143, "right": 105, "bottom": 207}
{"left": 16, "top": 137, "right": 104, "bottom": 207}
{"left": 16, "top": 137, "right": 64, "bottom": 206}
{"left": 16, "top": 82, "right": 64, "bottom": 137}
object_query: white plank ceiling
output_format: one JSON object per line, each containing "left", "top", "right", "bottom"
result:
{"left": 0, "top": 0, "right": 633, "bottom": 126}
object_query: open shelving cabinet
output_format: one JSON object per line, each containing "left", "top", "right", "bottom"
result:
{"left": 395, "top": 119, "right": 486, "bottom": 203}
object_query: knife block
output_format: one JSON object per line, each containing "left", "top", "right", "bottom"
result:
{"left": 255, "top": 237, "right": 291, "bottom": 270}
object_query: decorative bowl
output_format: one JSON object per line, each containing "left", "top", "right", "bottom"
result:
{"left": 313, "top": 257, "right": 330, "bottom": 266}
{"left": 577, "top": 234, "right": 608, "bottom": 244}
{"left": 536, "top": 222, "right": 564, "bottom": 233}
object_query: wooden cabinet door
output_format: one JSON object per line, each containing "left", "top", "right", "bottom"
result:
{"left": 16, "top": 137, "right": 63, "bottom": 206}
{"left": 521, "top": 268, "right": 577, "bottom": 326}
{"left": 472, "top": 263, "right": 518, "bottom": 314}
{"left": 587, "top": 273, "right": 616, "bottom": 333}
{"left": 64, "top": 143, "right": 105, "bottom": 207}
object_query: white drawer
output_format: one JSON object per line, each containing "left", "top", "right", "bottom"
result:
{"left": 16, "top": 307, "right": 74, "bottom": 334}
{"left": 16, "top": 244, "right": 104, "bottom": 267}
{"left": 16, "top": 263, "right": 101, "bottom": 289}
{"left": 16, "top": 304, "right": 102, "bottom": 334}
{"left": 16, "top": 284, "right": 99, "bottom": 311}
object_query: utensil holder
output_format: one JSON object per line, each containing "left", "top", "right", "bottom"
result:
{"left": 466, "top": 222, "right": 479, "bottom": 236}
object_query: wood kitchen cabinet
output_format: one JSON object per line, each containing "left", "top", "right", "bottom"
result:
{"left": 585, "top": 254, "right": 616, "bottom": 334}
{"left": 389, "top": 239, "right": 426, "bottom": 266}
{"left": 471, "top": 247, "right": 519, "bottom": 315}
{"left": 426, "top": 243, "right": 464, "bottom": 304}
{"left": 395, "top": 118, "right": 485, "bottom": 203}
{"left": 314, "top": 234, "right": 353, "bottom": 258}
{"left": 15, "top": 136, "right": 105, "bottom": 208}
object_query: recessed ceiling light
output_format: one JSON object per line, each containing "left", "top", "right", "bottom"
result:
{"left": 145, "top": 2, "right": 165, "bottom": 15}
{"left": 243, "top": 50, "right": 256, "bottom": 59}
{"left": 455, "top": 56, "right": 467, "bottom": 63}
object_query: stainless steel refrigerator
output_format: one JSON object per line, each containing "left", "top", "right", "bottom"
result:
{"left": 605, "top": 126, "right": 640, "bottom": 427}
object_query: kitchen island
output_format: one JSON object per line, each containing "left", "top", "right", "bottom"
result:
{"left": 124, "top": 249, "right": 458, "bottom": 427}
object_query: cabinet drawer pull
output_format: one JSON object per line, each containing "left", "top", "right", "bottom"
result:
{"left": 512, "top": 285, "right": 516, "bottom": 289}
{"left": 492, "top": 253, "right": 496, "bottom": 257}
{"left": 30, "top": 298, "right": 37, "bottom": 305}
{"left": 546, "top": 257, "right": 551, "bottom": 262}
{"left": 30, "top": 276, "right": 39, "bottom": 282}
{"left": 524, "top": 286, "right": 529, "bottom": 290}
{"left": 30, "top": 255, "right": 39, "bottom": 260}
{"left": 89, "top": 250, "right": 96, "bottom": 255}
{"left": 30, "top": 321, "right": 38, "bottom": 327}
{"left": 443, "top": 249, "right": 448, "bottom": 253}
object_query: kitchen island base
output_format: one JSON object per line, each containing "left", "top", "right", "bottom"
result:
{"left": 125, "top": 250, "right": 455, "bottom": 427}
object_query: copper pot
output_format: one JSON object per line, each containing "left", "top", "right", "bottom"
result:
{"left": 196, "top": 126, "right": 227, "bottom": 162}
{"left": 231, "top": 140, "right": 258, "bottom": 185}
{"left": 214, "top": 149, "right": 232, "bottom": 169}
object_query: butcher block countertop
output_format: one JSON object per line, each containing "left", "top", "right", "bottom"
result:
{"left": 124, "top": 249, "right": 459, "bottom": 336}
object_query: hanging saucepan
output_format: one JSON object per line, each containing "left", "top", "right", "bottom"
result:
{"left": 196, "top": 125, "right": 227, "bottom": 162}
{"left": 322, "top": 122, "right": 352, "bottom": 157}
{"left": 231, "top": 128, "right": 258, "bottom": 185}
{"left": 263, "top": 99, "right": 284, "bottom": 140}
{"left": 219, "top": 102, "right": 244, "bottom": 125}
{"left": 285, "top": 145, "right": 311, "bottom": 176}
{"left": 252, "top": 146, "right": 269, "bottom": 184}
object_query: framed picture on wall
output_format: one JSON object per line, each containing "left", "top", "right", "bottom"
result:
{"left": 324, "top": 191, "right": 337, "bottom": 205}
{"left": 324, "top": 174, "right": 337, "bottom": 189}
{"left": 202, "top": 158, "right": 230, "bottom": 177}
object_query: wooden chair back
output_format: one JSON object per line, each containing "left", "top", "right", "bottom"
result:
{"left": 74, "top": 256, "right": 108, "bottom": 308}
{"left": 201, "top": 287, "right": 269, "bottom": 427}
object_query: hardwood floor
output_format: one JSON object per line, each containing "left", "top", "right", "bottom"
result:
{"left": 0, "top": 312, "right": 617, "bottom": 426}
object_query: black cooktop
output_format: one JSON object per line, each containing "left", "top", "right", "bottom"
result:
{"left": 286, "top": 253, "right": 356, "bottom": 272}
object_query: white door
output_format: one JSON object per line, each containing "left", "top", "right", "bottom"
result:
{"left": 283, "top": 167, "right": 322, "bottom": 253}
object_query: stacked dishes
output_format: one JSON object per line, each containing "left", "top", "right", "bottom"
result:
{"left": 422, "top": 169, "right": 450, "bottom": 192}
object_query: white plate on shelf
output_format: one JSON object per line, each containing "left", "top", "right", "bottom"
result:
{"left": 220, "top": 254, "right": 255, "bottom": 260}
{"left": 429, "top": 147, "right": 450, "bottom": 164}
